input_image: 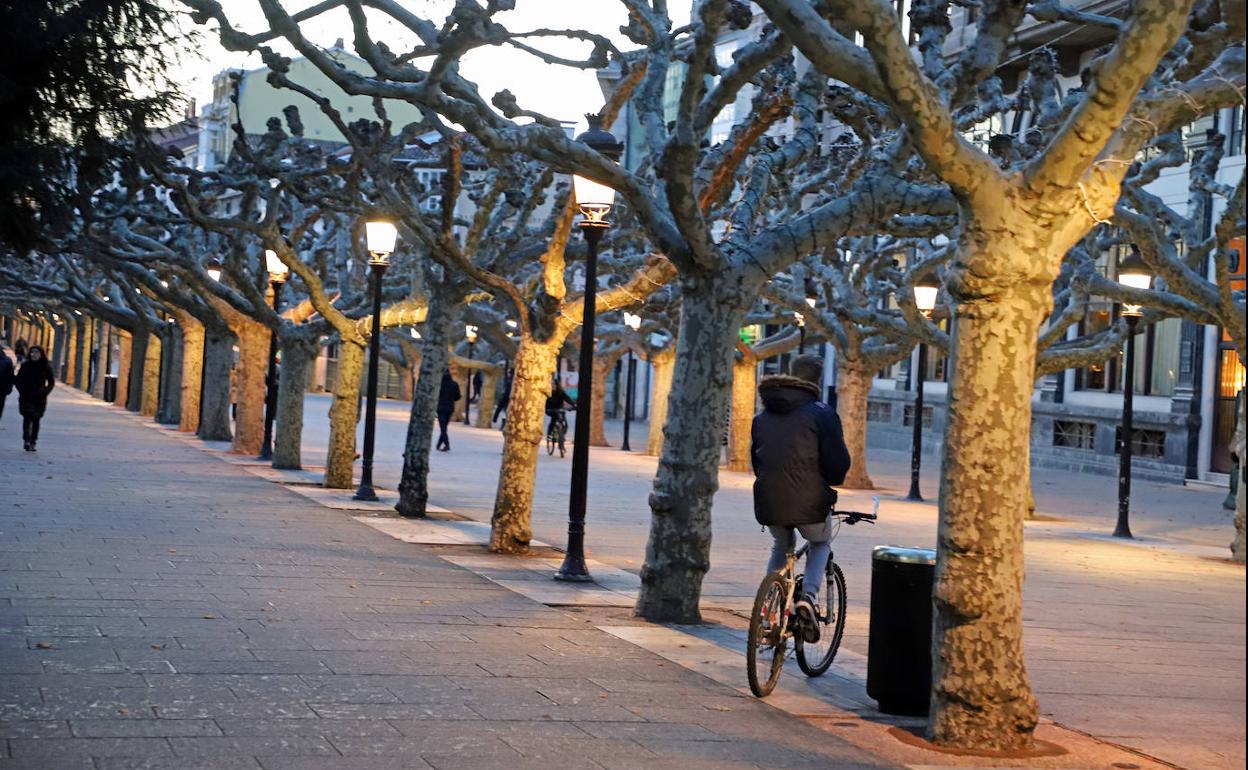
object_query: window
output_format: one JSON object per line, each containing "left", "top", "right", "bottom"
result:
{"left": 1053, "top": 421, "right": 1095, "bottom": 451}
{"left": 867, "top": 401, "right": 892, "bottom": 423}
{"left": 1229, "top": 105, "right": 1245, "bottom": 157}
{"left": 1182, "top": 113, "right": 1219, "bottom": 161}
{"left": 1116, "top": 427, "right": 1166, "bottom": 459}
{"left": 902, "top": 404, "right": 933, "bottom": 429}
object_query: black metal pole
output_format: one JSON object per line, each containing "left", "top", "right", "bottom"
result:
{"left": 621, "top": 348, "right": 635, "bottom": 452}
{"left": 354, "top": 264, "right": 386, "bottom": 501}
{"left": 906, "top": 341, "right": 927, "bottom": 502}
{"left": 1115, "top": 314, "right": 1139, "bottom": 538}
{"left": 463, "top": 341, "right": 474, "bottom": 426}
{"left": 557, "top": 223, "right": 604, "bottom": 582}
{"left": 259, "top": 280, "right": 283, "bottom": 461}
{"left": 798, "top": 324, "right": 806, "bottom": 355}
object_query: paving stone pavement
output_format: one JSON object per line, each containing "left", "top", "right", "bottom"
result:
{"left": 0, "top": 391, "right": 893, "bottom": 770}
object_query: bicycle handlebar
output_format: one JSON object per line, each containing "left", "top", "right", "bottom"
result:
{"left": 833, "top": 495, "right": 880, "bottom": 525}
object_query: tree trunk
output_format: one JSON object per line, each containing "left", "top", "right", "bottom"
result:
{"left": 727, "top": 354, "right": 756, "bottom": 472}
{"left": 588, "top": 351, "right": 621, "bottom": 447}
{"left": 91, "top": 320, "right": 107, "bottom": 399}
{"left": 397, "top": 364, "right": 415, "bottom": 401}
{"left": 230, "top": 321, "right": 267, "bottom": 455}
{"left": 65, "top": 321, "right": 79, "bottom": 386}
{"left": 198, "top": 331, "right": 234, "bottom": 441}
{"left": 837, "top": 361, "right": 876, "bottom": 489}
{"left": 646, "top": 348, "right": 676, "bottom": 456}
{"left": 449, "top": 361, "right": 467, "bottom": 423}
{"left": 177, "top": 317, "right": 204, "bottom": 432}
{"left": 636, "top": 280, "right": 745, "bottom": 622}
{"left": 273, "top": 335, "right": 318, "bottom": 470}
{"left": 929, "top": 287, "right": 1043, "bottom": 751}
{"left": 115, "top": 331, "right": 132, "bottom": 407}
{"left": 396, "top": 304, "right": 453, "bottom": 518}
{"left": 73, "top": 319, "right": 87, "bottom": 390}
{"left": 324, "top": 340, "right": 365, "bottom": 488}
{"left": 157, "top": 331, "right": 183, "bottom": 424}
{"left": 125, "top": 331, "right": 148, "bottom": 412}
{"left": 140, "top": 334, "right": 161, "bottom": 417}
{"left": 490, "top": 335, "right": 560, "bottom": 553}
{"left": 474, "top": 368, "right": 499, "bottom": 429}
{"left": 1230, "top": 391, "right": 1245, "bottom": 562}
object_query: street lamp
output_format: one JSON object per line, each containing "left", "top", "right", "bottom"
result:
{"left": 354, "top": 216, "right": 398, "bottom": 501}
{"left": 557, "top": 114, "right": 622, "bottom": 583}
{"left": 621, "top": 312, "right": 641, "bottom": 452}
{"left": 1114, "top": 247, "right": 1151, "bottom": 538}
{"left": 259, "top": 249, "right": 289, "bottom": 461}
{"left": 907, "top": 273, "right": 939, "bottom": 502}
{"left": 205, "top": 260, "right": 223, "bottom": 282}
{"left": 463, "top": 324, "right": 478, "bottom": 426}
{"left": 795, "top": 310, "right": 806, "bottom": 354}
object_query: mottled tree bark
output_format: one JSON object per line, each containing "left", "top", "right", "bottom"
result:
{"left": 125, "top": 331, "right": 148, "bottom": 413}
{"left": 637, "top": 281, "right": 745, "bottom": 622}
{"left": 837, "top": 361, "right": 876, "bottom": 489}
{"left": 140, "top": 334, "right": 161, "bottom": 417}
{"left": 646, "top": 348, "right": 675, "bottom": 457}
{"left": 588, "top": 350, "right": 624, "bottom": 447}
{"left": 449, "top": 361, "right": 467, "bottom": 423}
{"left": 727, "top": 355, "right": 757, "bottom": 472}
{"left": 65, "top": 321, "right": 79, "bottom": 387}
{"left": 396, "top": 304, "right": 453, "bottom": 518}
{"left": 114, "top": 331, "right": 132, "bottom": 407}
{"left": 157, "top": 331, "right": 183, "bottom": 424}
{"left": 490, "top": 336, "right": 559, "bottom": 553}
{"left": 230, "top": 320, "right": 267, "bottom": 455}
{"left": 324, "top": 340, "right": 365, "bottom": 488}
{"left": 474, "top": 368, "right": 499, "bottom": 429}
{"left": 176, "top": 316, "right": 204, "bottom": 433}
{"left": 72, "top": 319, "right": 87, "bottom": 390}
{"left": 931, "top": 278, "right": 1044, "bottom": 749}
{"left": 198, "top": 331, "right": 234, "bottom": 441}
{"left": 91, "top": 320, "right": 107, "bottom": 399}
{"left": 396, "top": 363, "right": 415, "bottom": 401}
{"left": 272, "top": 335, "right": 319, "bottom": 470}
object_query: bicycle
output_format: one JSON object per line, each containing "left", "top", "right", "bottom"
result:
{"left": 546, "top": 409, "right": 568, "bottom": 457}
{"left": 746, "top": 497, "right": 878, "bottom": 698}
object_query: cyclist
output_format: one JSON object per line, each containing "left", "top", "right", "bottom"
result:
{"left": 750, "top": 354, "right": 850, "bottom": 641}
{"left": 545, "top": 379, "right": 576, "bottom": 442}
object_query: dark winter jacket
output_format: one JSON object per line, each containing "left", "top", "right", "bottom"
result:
{"left": 436, "top": 371, "right": 461, "bottom": 415}
{"left": 545, "top": 385, "right": 575, "bottom": 414}
{"left": 0, "top": 353, "right": 13, "bottom": 396}
{"left": 750, "top": 374, "right": 851, "bottom": 527}
{"left": 15, "top": 348, "right": 55, "bottom": 418}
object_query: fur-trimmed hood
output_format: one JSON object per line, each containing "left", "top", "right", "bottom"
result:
{"left": 758, "top": 374, "right": 820, "bottom": 414}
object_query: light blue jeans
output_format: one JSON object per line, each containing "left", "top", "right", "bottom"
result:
{"left": 766, "top": 518, "right": 831, "bottom": 598}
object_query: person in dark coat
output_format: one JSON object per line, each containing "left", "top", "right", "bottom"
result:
{"left": 492, "top": 372, "right": 512, "bottom": 428}
{"left": 15, "top": 345, "right": 55, "bottom": 452}
{"left": 13, "top": 339, "right": 27, "bottom": 365}
{"left": 435, "top": 368, "right": 462, "bottom": 451}
{"left": 750, "top": 354, "right": 850, "bottom": 639}
{"left": 0, "top": 348, "right": 14, "bottom": 423}
{"left": 545, "top": 380, "right": 576, "bottom": 437}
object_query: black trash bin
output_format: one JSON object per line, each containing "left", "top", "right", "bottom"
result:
{"left": 866, "top": 545, "right": 937, "bottom": 716}
{"left": 103, "top": 375, "right": 117, "bottom": 403}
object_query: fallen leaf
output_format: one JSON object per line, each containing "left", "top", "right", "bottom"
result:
{"left": 34, "top": 642, "right": 54, "bottom": 650}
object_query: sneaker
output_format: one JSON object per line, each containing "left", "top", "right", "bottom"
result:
{"left": 23, "top": 441, "right": 30, "bottom": 452}
{"left": 794, "top": 593, "right": 821, "bottom": 644}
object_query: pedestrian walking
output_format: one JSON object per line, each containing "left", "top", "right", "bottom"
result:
{"left": 15, "top": 345, "right": 55, "bottom": 452}
{"left": 0, "top": 348, "right": 14, "bottom": 423}
{"left": 492, "top": 372, "right": 512, "bottom": 428}
{"left": 750, "top": 354, "right": 850, "bottom": 639}
{"left": 435, "top": 368, "right": 461, "bottom": 452}
{"left": 13, "top": 339, "right": 27, "bottom": 365}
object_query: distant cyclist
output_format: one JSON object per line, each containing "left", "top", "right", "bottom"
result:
{"left": 545, "top": 380, "right": 576, "bottom": 436}
{"left": 750, "top": 355, "right": 850, "bottom": 639}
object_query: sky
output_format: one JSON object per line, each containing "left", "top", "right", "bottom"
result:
{"left": 168, "top": 0, "right": 691, "bottom": 132}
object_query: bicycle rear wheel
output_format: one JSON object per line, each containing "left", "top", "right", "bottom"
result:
{"left": 796, "top": 562, "right": 846, "bottom": 677}
{"left": 747, "top": 571, "right": 789, "bottom": 697}
{"left": 547, "top": 429, "right": 556, "bottom": 455}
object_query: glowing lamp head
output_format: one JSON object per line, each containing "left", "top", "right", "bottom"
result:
{"left": 264, "top": 249, "right": 289, "bottom": 283}
{"left": 623, "top": 312, "right": 642, "bottom": 331}
{"left": 1117, "top": 247, "right": 1152, "bottom": 291}
{"left": 804, "top": 277, "right": 818, "bottom": 309}
{"left": 793, "top": 310, "right": 805, "bottom": 328}
{"left": 913, "top": 274, "right": 940, "bottom": 315}
{"left": 365, "top": 217, "right": 398, "bottom": 265}
{"left": 572, "top": 114, "right": 623, "bottom": 227}
{"left": 205, "top": 260, "right": 223, "bottom": 282}
{"left": 465, "top": 324, "right": 478, "bottom": 344}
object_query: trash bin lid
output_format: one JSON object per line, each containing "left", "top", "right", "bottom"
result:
{"left": 872, "top": 545, "right": 936, "bottom": 565}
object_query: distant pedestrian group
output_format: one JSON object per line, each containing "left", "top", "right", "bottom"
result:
{"left": 1, "top": 339, "right": 55, "bottom": 452}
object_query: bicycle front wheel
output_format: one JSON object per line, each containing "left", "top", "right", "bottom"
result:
{"left": 547, "top": 430, "right": 556, "bottom": 455}
{"left": 796, "top": 562, "right": 846, "bottom": 677}
{"left": 747, "top": 571, "right": 789, "bottom": 697}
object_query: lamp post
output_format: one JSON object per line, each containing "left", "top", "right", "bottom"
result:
{"left": 1114, "top": 248, "right": 1151, "bottom": 538}
{"left": 205, "top": 260, "right": 223, "bottom": 282}
{"left": 259, "top": 250, "right": 289, "bottom": 461}
{"left": 463, "top": 325, "right": 478, "bottom": 425}
{"left": 801, "top": 278, "right": 817, "bottom": 356}
{"left": 354, "top": 217, "right": 398, "bottom": 502}
{"left": 795, "top": 311, "right": 806, "bottom": 355}
{"left": 557, "top": 114, "right": 622, "bottom": 583}
{"left": 621, "top": 312, "right": 641, "bottom": 452}
{"left": 907, "top": 274, "right": 939, "bottom": 502}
